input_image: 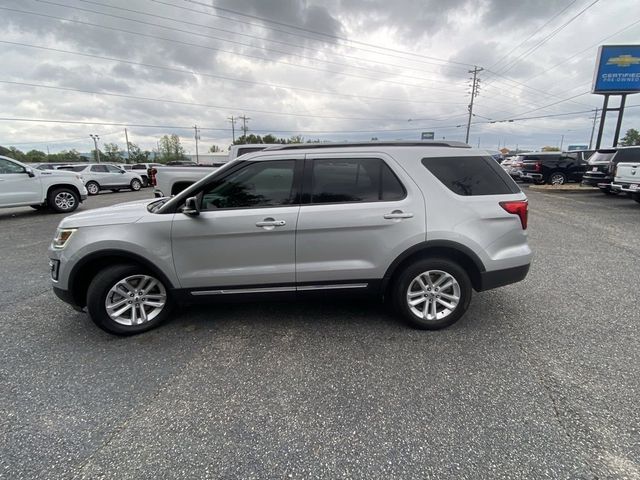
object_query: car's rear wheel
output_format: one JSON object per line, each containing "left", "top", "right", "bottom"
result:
{"left": 549, "top": 172, "right": 566, "bottom": 185}
{"left": 86, "top": 181, "right": 100, "bottom": 195}
{"left": 130, "top": 179, "right": 142, "bottom": 191}
{"left": 48, "top": 188, "right": 80, "bottom": 213}
{"left": 394, "top": 258, "right": 472, "bottom": 330}
{"left": 86, "top": 264, "right": 172, "bottom": 335}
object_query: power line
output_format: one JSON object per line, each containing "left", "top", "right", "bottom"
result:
{"left": 181, "top": 0, "right": 476, "bottom": 68}
{"left": 37, "top": 0, "right": 463, "bottom": 88}
{"left": 0, "top": 40, "right": 466, "bottom": 107}
{"left": 1, "top": 6, "right": 460, "bottom": 94}
{"left": 74, "top": 0, "right": 466, "bottom": 85}
{"left": 0, "top": 79, "right": 441, "bottom": 123}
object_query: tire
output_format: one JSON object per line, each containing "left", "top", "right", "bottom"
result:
{"left": 632, "top": 193, "right": 640, "bottom": 204}
{"left": 548, "top": 171, "right": 567, "bottom": 185}
{"left": 86, "top": 181, "right": 100, "bottom": 196}
{"left": 393, "top": 258, "right": 472, "bottom": 330}
{"left": 86, "top": 264, "right": 172, "bottom": 335}
{"left": 130, "top": 178, "right": 142, "bottom": 191}
{"left": 48, "top": 188, "right": 80, "bottom": 213}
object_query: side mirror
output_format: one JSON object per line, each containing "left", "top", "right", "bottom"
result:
{"left": 25, "top": 167, "right": 35, "bottom": 178}
{"left": 120, "top": 170, "right": 125, "bottom": 174}
{"left": 182, "top": 196, "right": 200, "bottom": 216}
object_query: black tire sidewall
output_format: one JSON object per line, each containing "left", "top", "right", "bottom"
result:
{"left": 86, "top": 181, "right": 100, "bottom": 195}
{"left": 394, "top": 258, "right": 472, "bottom": 330}
{"left": 86, "top": 264, "right": 172, "bottom": 335}
{"left": 130, "top": 179, "right": 141, "bottom": 191}
{"left": 48, "top": 188, "right": 79, "bottom": 213}
{"left": 549, "top": 172, "right": 566, "bottom": 185}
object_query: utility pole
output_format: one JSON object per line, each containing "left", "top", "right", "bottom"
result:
{"left": 589, "top": 108, "right": 598, "bottom": 150}
{"left": 465, "top": 66, "right": 483, "bottom": 144}
{"left": 89, "top": 134, "right": 100, "bottom": 163}
{"left": 194, "top": 125, "right": 201, "bottom": 164}
{"left": 227, "top": 115, "right": 237, "bottom": 143}
{"left": 560, "top": 134, "right": 565, "bottom": 151}
{"left": 239, "top": 115, "right": 251, "bottom": 139}
{"left": 46, "top": 145, "right": 50, "bottom": 156}
{"left": 124, "top": 128, "right": 131, "bottom": 164}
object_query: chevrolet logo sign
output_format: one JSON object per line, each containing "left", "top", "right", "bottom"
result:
{"left": 607, "top": 54, "right": 640, "bottom": 68}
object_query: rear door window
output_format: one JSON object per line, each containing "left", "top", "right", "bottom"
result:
{"left": 422, "top": 156, "right": 520, "bottom": 196}
{"left": 309, "top": 158, "right": 405, "bottom": 204}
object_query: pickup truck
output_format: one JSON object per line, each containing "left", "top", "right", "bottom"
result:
{"left": 611, "top": 161, "right": 640, "bottom": 203}
{"left": 582, "top": 146, "right": 640, "bottom": 194}
{"left": 151, "top": 144, "right": 272, "bottom": 197}
{"left": 519, "top": 152, "right": 588, "bottom": 185}
{"left": 0, "top": 155, "right": 88, "bottom": 213}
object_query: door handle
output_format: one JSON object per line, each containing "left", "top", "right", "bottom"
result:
{"left": 256, "top": 219, "right": 286, "bottom": 228}
{"left": 384, "top": 211, "right": 413, "bottom": 219}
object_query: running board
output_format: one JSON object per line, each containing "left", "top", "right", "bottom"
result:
{"left": 190, "top": 283, "right": 368, "bottom": 296}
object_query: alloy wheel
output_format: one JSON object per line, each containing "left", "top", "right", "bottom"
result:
{"left": 54, "top": 191, "right": 76, "bottom": 211}
{"left": 105, "top": 274, "right": 167, "bottom": 326}
{"left": 406, "top": 270, "right": 460, "bottom": 321}
{"left": 550, "top": 173, "right": 566, "bottom": 185}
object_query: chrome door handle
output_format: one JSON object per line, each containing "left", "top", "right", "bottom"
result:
{"left": 384, "top": 211, "right": 413, "bottom": 219}
{"left": 256, "top": 219, "right": 286, "bottom": 228}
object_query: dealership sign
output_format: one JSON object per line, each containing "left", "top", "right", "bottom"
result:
{"left": 592, "top": 45, "right": 640, "bottom": 94}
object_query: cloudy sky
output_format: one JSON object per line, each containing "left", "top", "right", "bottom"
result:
{"left": 1, "top": 0, "right": 639, "bottom": 155}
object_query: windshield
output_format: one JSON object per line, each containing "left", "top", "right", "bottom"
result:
{"left": 589, "top": 151, "right": 616, "bottom": 164}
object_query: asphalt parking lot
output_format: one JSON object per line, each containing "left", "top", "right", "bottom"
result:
{"left": 1, "top": 188, "right": 639, "bottom": 479}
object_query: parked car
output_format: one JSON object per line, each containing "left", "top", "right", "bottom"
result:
{"left": 129, "top": 162, "right": 162, "bottom": 187}
{"left": 0, "top": 155, "right": 87, "bottom": 213}
{"left": 166, "top": 160, "right": 198, "bottom": 166}
{"left": 582, "top": 146, "right": 640, "bottom": 194}
{"left": 49, "top": 141, "right": 532, "bottom": 335}
{"left": 32, "top": 162, "right": 77, "bottom": 171}
{"left": 58, "top": 164, "right": 144, "bottom": 195}
{"left": 611, "top": 160, "right": 640, "bottom": 203}
{"left": 519, "top": 152, "right": 588, "bottom": 184}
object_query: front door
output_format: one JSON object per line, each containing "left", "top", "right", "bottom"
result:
{"left": 171, "top": 157, "right": 302, "bottom": 290}
{"left": 0, "top": 158, "right": 41, "bottom": 206}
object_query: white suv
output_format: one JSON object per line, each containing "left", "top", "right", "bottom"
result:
{"left": 49, "top": 142, "right": 532, "bottom": 335}
{"left": 59, "top": 164, "right": 144, "bottom": 195}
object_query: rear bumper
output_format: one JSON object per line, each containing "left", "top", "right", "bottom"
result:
{"left": 611, "top": 182, "right": 640, "bottom": 193}
{"left": 582, "top": 175, "right": 611, "bottom": 187}
{"left": 521, "top": 172, "right": 542, "bottom": 181}
{"left": 477, "top": 263, "right": 530, "bottom": 291}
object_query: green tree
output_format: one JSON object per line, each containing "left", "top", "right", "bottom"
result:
{"left": 103, "top": 143, "right": 123, "bottom": 163}
{"left": 541, "top": 146, "right": 560, "bottom": 152}
{"left": 25, "top": 150, "right": 47, "bottom": 163}
{"left": 158, "top": 134, "right": 186, "bottom": 163}
{"left": 127, "top": 142, "right": 150, "bottom": 163}
{"left": 208, "top": 144, "right": 222, "bottom": 153}
{"left": 620, "top": 128, "right": 640, "bottom": 146}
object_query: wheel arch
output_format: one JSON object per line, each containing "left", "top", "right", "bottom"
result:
{"left": 68, "top": 249, "right": 175, "bottom": 307}
{"left": 382, "top": 240, "right": 486, "bottom": 295}
{"left": 46, "top": 183, "right": 81, "bottom": 202}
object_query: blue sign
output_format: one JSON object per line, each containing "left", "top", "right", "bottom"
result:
{"left": 592, "top": 45, "right": 640, "bottom": 94}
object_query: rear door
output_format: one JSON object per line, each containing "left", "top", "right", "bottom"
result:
{"left": 89, "top": 164, "right": 110, "bottom": 186}
{"left": 295, "top": 153, "right": 425, "bottom": 287}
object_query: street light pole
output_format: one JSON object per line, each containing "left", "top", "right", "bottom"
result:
{"left": 89, "top": 134, "right": 100, "bottom": 163}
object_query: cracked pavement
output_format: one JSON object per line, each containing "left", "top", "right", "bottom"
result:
{"left": 1, "top": 188, "right": 639, "bottom": 479}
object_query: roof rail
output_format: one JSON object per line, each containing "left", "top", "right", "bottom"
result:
{"left": 262, "top": 140, "right": 471, "bottom": 151}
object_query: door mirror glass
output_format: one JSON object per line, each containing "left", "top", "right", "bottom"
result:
{"left": 182, "top": 196, "right": 200, "bottom": 216}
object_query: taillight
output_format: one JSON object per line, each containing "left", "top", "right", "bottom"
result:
{"left": 500, "top": 200, "right": 528, "bottom": 230}
{"left": 534, "top": 161, "right": 542, "bottom": 172}
{"left": 149, "top": 168, "right": 157, "bottom": 186}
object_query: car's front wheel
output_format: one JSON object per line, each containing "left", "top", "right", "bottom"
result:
{"left": 130, "top": 179, "right": 142, "bottom": 191}
{"left": 86, "top": 181, "right": 100, "bottom": 195}
{"left": 548, "top": 172, "right": 566, "bottom": 185}
{"left": 394, "top": 258, "right": 472, "bottom": 330}
{"left": 86, "top": 264, "right": 172, "bottom": 335}
{"left": 48, "top": 188, "right": 80, "bottom": 213}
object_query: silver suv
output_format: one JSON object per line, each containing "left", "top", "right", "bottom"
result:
{"left": 49, "top": 142, "right": 532, "bottom": 335}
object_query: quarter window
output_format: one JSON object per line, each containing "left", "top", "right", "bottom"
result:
{"left": 200, "top": 160, "right": 296, "bottom": 210}
{"left": 422, "top": 156, "right": 520, "bottom": 196}
{"left": 310, "top": 158, "right": 405, "bottom": 204}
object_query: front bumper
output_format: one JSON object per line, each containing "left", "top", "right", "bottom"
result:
{"left": 521, "top": 172, "right": 542, "bottom": 182}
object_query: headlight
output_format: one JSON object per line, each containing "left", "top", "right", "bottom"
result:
{"left": 52, "top": 228, "right": 77, "bottom": 249}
